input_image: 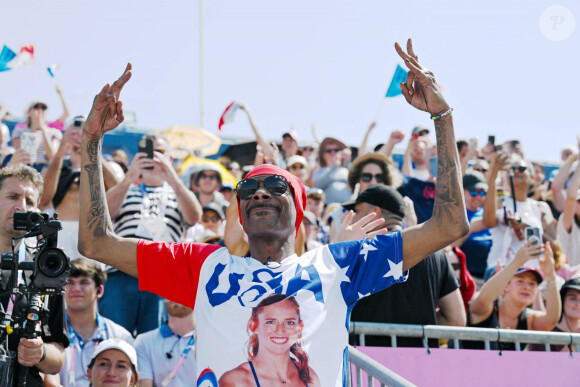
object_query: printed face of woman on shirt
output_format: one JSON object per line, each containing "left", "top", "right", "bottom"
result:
{"left": 87, "top": 349, "right": 136, "bottom": 387}
{"left": 254, "top": 299, "right": 303, "bottom": 356}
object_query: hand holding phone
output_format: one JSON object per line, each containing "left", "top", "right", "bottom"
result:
{"left": 138, "top": 139, "right": 154, "bottom": 170}
{"left": 525, "top": 226, "right": 542, "bottom": 255}
{"left": 20, "top": 132, "right": 38, "bottom": 163}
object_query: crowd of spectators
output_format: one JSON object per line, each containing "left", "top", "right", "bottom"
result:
{"left": 1, "top": 73, "right": 579, "bottom": 384}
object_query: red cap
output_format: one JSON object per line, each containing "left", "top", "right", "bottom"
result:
{"left": 237, "top": 164, "right": 306, "bottom": 236}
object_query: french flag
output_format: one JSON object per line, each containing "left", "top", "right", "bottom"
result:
{"left": 0, "top": 43, "right": 34, "bottom": 72}
{"left": 218, "top": 101, "right": 241, "bottom": 131}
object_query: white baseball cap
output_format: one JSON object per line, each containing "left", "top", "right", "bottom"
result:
{"left": 91, "top": 338, "right": 137, "bottom": 368}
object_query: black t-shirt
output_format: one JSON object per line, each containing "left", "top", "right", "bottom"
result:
{"left": 349, "top": 250, "right": 459, "bottom": 347}
{"left": 0, "top": 248, "right": 69, "bottom": 386}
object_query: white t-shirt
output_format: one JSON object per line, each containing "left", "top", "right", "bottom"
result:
{"left": 557, "top": 213, "right": 580, "bottom": 267}
{"left": 137, "top": 232, "right": 407, "bottom": 386}
{"left": 487, "top": 197, "right": 543, "bottom": 269}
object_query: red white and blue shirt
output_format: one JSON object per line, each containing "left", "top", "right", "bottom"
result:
{"left": 137, "top": 232, "right": 406, "bottom": 387}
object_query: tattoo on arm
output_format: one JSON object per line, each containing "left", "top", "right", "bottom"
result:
{"left": 84, "top": 138, "right": 107, "bottom": 237}
{"left": 432, "top": 118, "right": 461, "bottom": 222}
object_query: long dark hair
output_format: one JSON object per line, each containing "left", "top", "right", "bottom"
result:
{"left": 247, "top": 294, "right": 312, "bottom": 384}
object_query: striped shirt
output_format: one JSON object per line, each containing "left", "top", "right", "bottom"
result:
{"left": 113, "top": 183, "right": 186, "bottom": 242}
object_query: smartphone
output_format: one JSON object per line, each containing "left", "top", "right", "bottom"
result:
{"left": 138, "top": 138, "right": 154, "bottom": 170}
{"left": 429, "top": 156, "right": 437, "bottom": 178}
{"left": 494, "top": 144, "right": 505, "bottom": 153}
{"left": 138, "top": 138, "right": 154, "bottom": 159}
{"left": 73, "top": 117, "right": 85, "bottom": 130}
{"left": 525, "top": 226, "right": 541, "bottom": 254}
{"left": 21, "top": 132, "right": 38, "bottom": 163}
{"left": 488, "top": 135, "right": 495, "bottom": 145}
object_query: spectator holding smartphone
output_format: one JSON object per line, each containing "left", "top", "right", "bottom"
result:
{"left": 464, "top": 241, "right": 560, "bottom": 350}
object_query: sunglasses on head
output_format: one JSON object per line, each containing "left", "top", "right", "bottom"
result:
{"left": 324, "top": 148, "right": 340, "bottom": 154}
{"left": 469, "top": 190, "right": 487, "bottom": 197}
{"left": 511, "top": 166, "right": 527, "bottom": 173}
{"left": 361, "top": 173, "right": 385, "bottom": 183}
{"left": 235, "top": 175, "right": 291, "bottom": 200}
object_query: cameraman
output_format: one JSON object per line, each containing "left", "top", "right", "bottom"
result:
{"left": 0, "top": 164, "right": 68, "bottom": 386}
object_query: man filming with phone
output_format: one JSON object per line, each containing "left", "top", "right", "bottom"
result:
{"left": 98, "top": 133, "right": 202, "bottom": 336}
{"left": 0, "top": 164, "right": 68, "bottom": 386}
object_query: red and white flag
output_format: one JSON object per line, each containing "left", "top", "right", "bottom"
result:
{"left": 218, "top": 101, "right": 241, "bottom": 131}
{"left": 7, "top": 43, "right": 34, "bottom": 69}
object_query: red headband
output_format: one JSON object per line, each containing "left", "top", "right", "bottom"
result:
{"left": 236, "top": 164, "right": 306, "bottom": 236}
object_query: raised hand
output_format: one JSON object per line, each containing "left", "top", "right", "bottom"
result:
{"left": 333, "top": 211, "right": 387, "bottom": 243}
{"left": 84, "top": 63, "right": 132, "bottom": 139}
{"left": 395, "top": 39, "right": 449, "bottom": 115}
{"left": 539, "top": 243, "right": 556, "bottom": 278}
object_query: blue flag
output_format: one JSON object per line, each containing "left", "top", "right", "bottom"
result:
{"left": 385, "top": 64, "right": 408, "bottom": 97}
{"left": 0, "top": 45, "right": 17, "bottom": 72}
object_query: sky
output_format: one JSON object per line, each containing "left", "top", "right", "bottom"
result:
{"left": 1, "top": 0, "right": 578, "bottom": 162}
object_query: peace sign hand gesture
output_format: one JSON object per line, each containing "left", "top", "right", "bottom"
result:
{"left": 84, "top": 63, "right": 132, "bottom": 139}
{"left": 395, "top": 39, "right": 449, "bottom": 116}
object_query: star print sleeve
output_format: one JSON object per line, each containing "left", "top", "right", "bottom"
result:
{"left": 328, "top": 231, "right": 408, "bottom": 307}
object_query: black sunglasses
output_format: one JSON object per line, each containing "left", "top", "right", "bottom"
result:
{"left": 511, "top": 166, "right": 527, "bottom": 173}
{"left": 361, "top": 173, "right": 385, "bottom": 183}
{"left": 235, "top": 175, "right": 291, "bottom": 200}
{"left": 33, "top": 104, "right": 47, "bottom": 110}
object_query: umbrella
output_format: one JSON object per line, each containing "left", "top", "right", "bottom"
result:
{"left": 162, "top": 125, "right": 222, "bottom": 158}
{"left": 179, "top": 156, "right": 237, "bottom": 188}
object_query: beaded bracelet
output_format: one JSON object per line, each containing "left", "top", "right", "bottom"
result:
{"left": 430, "top": 108, "right": 453, "bottom": 120}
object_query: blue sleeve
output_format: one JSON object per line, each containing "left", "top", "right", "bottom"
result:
{"left": 328, "top": 231, "right": 408, "bottom": 307}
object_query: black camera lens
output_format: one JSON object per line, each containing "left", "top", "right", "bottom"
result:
{"left": 38, "top": 249, "right": 67, "bottom": 277}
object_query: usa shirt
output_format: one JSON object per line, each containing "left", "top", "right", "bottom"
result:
{"left": 137, "top": 232, "right": 407, "bottom": 387}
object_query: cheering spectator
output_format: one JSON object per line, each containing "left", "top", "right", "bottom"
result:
{"left": 286, "top": 154, "right": 310, "bottom": 186}
{"left": 12, "top": 85, "right": 70, "bottom": 167}
{"left": 347, "top": 152, "right": 394, "bottom": 197}
{"left": 101, "top": 133, "right": 201, "bottom": 335}
{"left": 464, "top": 241, "right": 560, "bottom": 350}
{"left": 135, "top": 300, "right": 196, "bottom": 386}
{"left": 313, "top": 137, "right": 350, "bottom": 205}
{"left": 483, "top": 153, "right": 557, "bottom": 269}
{"left": 194, "top": 163, "right": 229, "bottom": 214}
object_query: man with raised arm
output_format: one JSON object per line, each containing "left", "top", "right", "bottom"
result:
{"left": 79, "top": 40, "right": 469, "bottom": 386}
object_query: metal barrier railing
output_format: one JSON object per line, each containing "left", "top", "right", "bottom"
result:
{"left": 347, "top": 322, "right": 580, "bottom": 386}
{"left": 347, "top": 345, "right": 416, "bottom": 387}
{"left": 349, "top": 322, "right": 580, "bottom": 352}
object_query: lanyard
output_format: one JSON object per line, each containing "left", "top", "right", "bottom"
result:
{"left": 66, "top": 314, "right": 107, "bottom": 386}
{"left": 160, "top": 334, "right": 196, "bottom": 387}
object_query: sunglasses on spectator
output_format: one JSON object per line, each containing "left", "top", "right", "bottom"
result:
{"left": 202, "top": 215, "right": 221, "bottom": 223}
{"left": 303, "top": 147, "right": 315, "bottom": 152}
{"left": 469, "top": 190, "right": 487, "bottom": 197}
{"left": 289, "top": 164, "right": 305, "bottom": 170}
{"left": 32, "top": 104, "right": 47, "bottom": 110}
{"left": 511, "top": 166, "right": 527, "bottom": 173}
{"left": 474, "top": 168, "right": 488, "bottom": 173}
{"left": 324, "top": 148, "right": 341, "bottom": 154}
{"left": 235, "top": 175, "right": 291, "bottom": 200}
{"left": 361, "top": 173, "right": 385, "bottom": 183}
{"left": 200, "top": 173, "right": 218, "bottom": 180}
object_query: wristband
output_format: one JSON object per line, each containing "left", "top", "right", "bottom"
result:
{"left": 39, "top": 344, "right": 47, "bottom": 363}
{"left": 430, "top": 108, "right": 453, "bottom": 120}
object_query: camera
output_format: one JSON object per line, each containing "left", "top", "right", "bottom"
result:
{"left": 2, "top": 211, "right": 70, "bottom": 293}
